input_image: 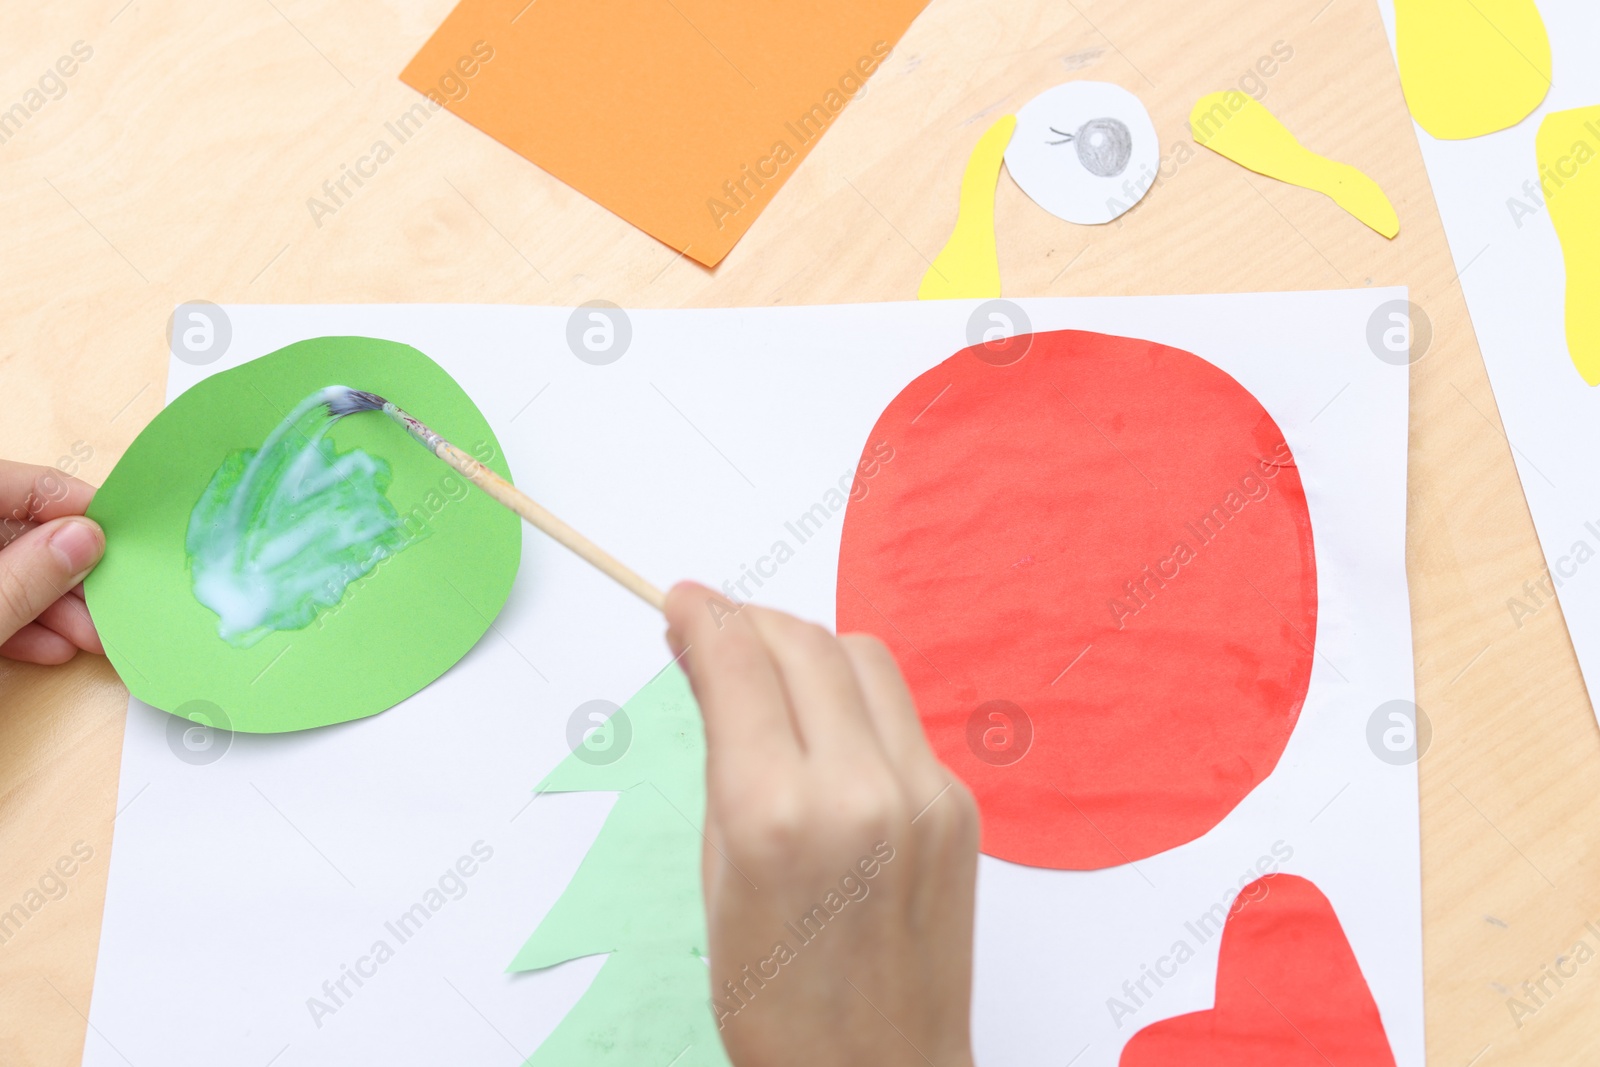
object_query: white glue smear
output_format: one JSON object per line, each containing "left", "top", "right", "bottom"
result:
{"left": 186, "top": 387, "right": 414, "bottom": 648}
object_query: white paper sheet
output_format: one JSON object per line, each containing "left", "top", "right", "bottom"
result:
{"left": 1376, "top": 0, "right": 1600, "bottom": 713}
{"left": 85, "top": 295, "right": 1419, "bottom": 1067}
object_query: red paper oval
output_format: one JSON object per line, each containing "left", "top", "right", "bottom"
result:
{"left": 837, "top": 330, "right": 1317, "bottom": 869}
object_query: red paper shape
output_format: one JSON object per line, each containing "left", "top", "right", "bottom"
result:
{"left": 1120, "top": 874, "right": 1396, "bottom": 1066}
{"left": 836, "top": 330, "right": 1316, "bottom": 869}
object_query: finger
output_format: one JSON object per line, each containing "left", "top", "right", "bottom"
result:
{"left": 665, "top": 582, "right": 801, "bottom": 767}
{"left": 0, "top": 520, "right": 36, "bottom": 550}
{"left": 747, "top": 607, "right": 884, "bottom": 764}
{"left": 0, "top": 461, "right": 97, "bottom": 524}
{"left": 839, "top": 633, "right": 945, "bottom": 792}
{"left": 0, "top": 517, "right": 105, "bottom": 647}
{"left": 36, "top": 592, "right": 104, "bottom": 654}
{"left": 0, "top": 622, "right": 79, "bottom": 665}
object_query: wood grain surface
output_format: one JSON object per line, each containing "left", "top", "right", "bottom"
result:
{"left": 2, "top": 1, "right": 1596, "bottom": 1063}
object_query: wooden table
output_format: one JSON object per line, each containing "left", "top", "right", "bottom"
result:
{"left": 4, "top": 1, "right": 1596, "bottom": 1062}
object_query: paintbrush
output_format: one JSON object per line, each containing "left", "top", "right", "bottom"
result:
{"left": 322, "top": 386, "right": 665, "bottom": 611}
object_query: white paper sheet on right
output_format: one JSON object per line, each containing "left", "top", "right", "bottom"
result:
{"left": 1377, "top": 0, "right": 1600, "bottom": 711}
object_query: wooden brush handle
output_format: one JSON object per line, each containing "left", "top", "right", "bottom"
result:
{"left": 438, "top": 441, "right": 666, "bottom": 612}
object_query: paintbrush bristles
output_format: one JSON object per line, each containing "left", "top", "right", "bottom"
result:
{"left": 321, "top": 386, "right": 389, "bottom": 419}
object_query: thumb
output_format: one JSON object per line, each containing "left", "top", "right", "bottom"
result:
{"left": 0, "top": 516, "right": 105, "bottom": 645}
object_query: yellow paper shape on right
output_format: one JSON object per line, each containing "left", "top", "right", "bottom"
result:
{"left": 1537, "top": 105, "right": 1600, "bottom": 386}
{"left": 1190, "top": 92, "right": 1400, "bottom": 239}
{"left": 1395, "top": 0, "right": 1551, "bottom": 140}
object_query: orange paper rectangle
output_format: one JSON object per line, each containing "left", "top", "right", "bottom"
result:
{"left": 401, "top": 0, "right": 930, "bottom": 267}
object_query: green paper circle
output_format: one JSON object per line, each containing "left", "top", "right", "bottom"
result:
{"left": 86, "top": 337, "right": 522, "bottom": 733}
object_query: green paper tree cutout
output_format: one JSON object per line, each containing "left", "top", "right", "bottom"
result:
{"left": 511, "top": 663, "right": 732, "bottom": 1067}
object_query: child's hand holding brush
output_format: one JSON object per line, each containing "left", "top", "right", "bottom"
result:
{"left": 666, "top": 582, "right": 981, "bottom": 1067}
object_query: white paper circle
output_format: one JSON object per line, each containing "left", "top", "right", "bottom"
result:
{"left": 1006, "top": 81, "right": 1160, "bottom": 225}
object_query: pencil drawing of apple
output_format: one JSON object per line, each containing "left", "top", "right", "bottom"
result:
{"left": 837, "top": 329, "right": 1317, "bottom": 870}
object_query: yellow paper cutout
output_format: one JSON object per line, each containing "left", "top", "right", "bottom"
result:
{"left": 919, "top": 115, "right": 1016, "bottom": 301}
{"left": 1537, "top": 106, "right": 1600, "bottom": 386}
{"left": 1395, "top": 0, "right": 1551, "bottom": 140}
{"left": 1190, "top": 92, "right": 1400, "bottom": 239}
